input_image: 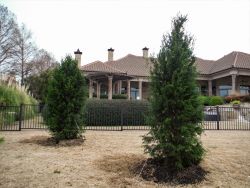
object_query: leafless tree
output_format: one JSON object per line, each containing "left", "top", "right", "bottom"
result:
{"left": 29, "top": 49, "right": 58, "bottom": 75}
{"left": 10, "top": 24, "right": 37, "bottom": 85}
{"left": 0, "top": 5, "right": 19, "bottom": 70}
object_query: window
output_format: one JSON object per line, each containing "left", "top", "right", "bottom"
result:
{"left": 240, "top": 86, "right": 250, "bottom": 95}
{"left": 130, "top": 88, "right": 139, "bottom": 100}
{"left": 219, "top": 85, "right": 232, "bottom": 96}
{"left": 201, "top": 86, "right": 208, "bottom": 96}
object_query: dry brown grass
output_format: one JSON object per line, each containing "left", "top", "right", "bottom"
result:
{"left": 0, "top": 130, "right": 250, "bottom": 188}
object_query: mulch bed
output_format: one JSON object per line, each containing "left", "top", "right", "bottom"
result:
{"left": 19, "top": 135, "right": 85, "bottom": 147}
{"left": 132, "top": 158, "right": 208, "bottom": 185}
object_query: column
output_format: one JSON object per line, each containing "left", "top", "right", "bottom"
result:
{"left": 127, "top": 80, "right": 131, "bottom": 100}
{"left": 232, "top": 74, "right": 236, "bottom": 95}
{"left": 118, "top": 80, "right": 122, "bottom": 94}
{"left": 216, "top": 83, "right": 220, "bottom": 96}
{"left": 96, "top": 82, "right": 101, "bottom": 99}
{"left": 236, "top": 77, "right": 240, "bottom": 93}
{"left": 89, "top": 79, "right": 93, "bottom": 99}
{"left": 208, "top": 80, "right": 212, "bottom": 96}
{"left": 138, "top": 80, "right": 142, "bottom": 100}
{"left": 108, "top": 76, "right": 113, "bottom": 100}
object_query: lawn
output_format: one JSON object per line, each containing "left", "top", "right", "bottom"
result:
{"left": 0, "top": 130, "right": 250, "bottom": 188}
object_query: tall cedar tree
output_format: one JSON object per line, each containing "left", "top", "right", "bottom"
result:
{"left": 46, "top": 56, "right": 87, "bottom": 141}
{"left": 143, "top": 15, "right": 205, "bottom": 171}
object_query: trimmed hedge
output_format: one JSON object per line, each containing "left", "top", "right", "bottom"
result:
{"left": 198, "top": 96, "right": 224, "bottom": 106}
{"left": 209, "top": 96, "right": 224, "bottom": 106}
{"left": 84, "top": 99, "right": 149, "bottom": 126}
{"left": 94, "top": 94, "right": 127, "bottom": 99}
{"left": 112, "top": 94, "right": 127, "bottom": 99}
{"left": 198, "top": 96, "right": 210, "bottom": 106}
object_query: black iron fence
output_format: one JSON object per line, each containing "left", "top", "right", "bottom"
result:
{"left": 203, "top": 106, "right": 250, "bottom": 130}
{"left": 0, "top": 104, "right": 250, "bottom": 131}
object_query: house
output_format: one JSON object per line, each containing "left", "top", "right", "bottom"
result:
{"left": 74, "top": 48, "right": 250, "bottom": 100}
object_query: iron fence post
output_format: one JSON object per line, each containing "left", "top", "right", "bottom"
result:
{"left": 18, "top": 104, "right": 23, "bottom": 131}
{"left": 121, "top": 108, "right": 123, "bottom": 131}
{"left": 216, "top": 106, "right": 220, "bottom": 130}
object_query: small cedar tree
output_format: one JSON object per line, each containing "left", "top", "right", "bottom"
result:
{"left": 46, "top": 56, "right": 87, "bottom": 141}
{"left": 143, "top": 14, "right": 205, "bottom": 172}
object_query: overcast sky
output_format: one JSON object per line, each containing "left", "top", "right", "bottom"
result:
{"left": 2, "top": 0, "right": 250, "bottom": 65}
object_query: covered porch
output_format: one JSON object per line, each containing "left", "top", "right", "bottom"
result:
{"left": 88, "top": 76, "right": 149, "bottom": 100}
{"left": 82, "top": 61, "right": 149, "bottom": 100}
{"left": 197, "top": 72, "right": 250, "bottom": 96}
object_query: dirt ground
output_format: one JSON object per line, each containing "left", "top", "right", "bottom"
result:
{"left": 0, "top": 130, "right": 250, "bottom": 188}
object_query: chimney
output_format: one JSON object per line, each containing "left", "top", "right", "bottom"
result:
{"left": 108, "top": 48, "right": 114, "bottom": 61}
{"left": 142, "top": 47, "right": 149, "bottom": 58}
{"left": 74, "top": 49, "right": 82, "bottom": 67}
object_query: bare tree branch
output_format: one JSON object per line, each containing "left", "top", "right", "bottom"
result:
{"left": 0, "top": 5, "right": 19, "bottom": 67}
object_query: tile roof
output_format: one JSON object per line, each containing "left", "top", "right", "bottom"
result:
{"left": 232, "top": 51, "right": 250, "bottom": 69}
{"left": 81, "top": 61, "right": 126, "bottom": 74}
{"left": 81, "top": 51, "right": 250, "bottom": 77}
{"left": 209, "top": 51, "right": 250, "bottom": 74}
{"left": 194, "top": 57, "right": 215, "bottom": 75}
{"left": 105, "top": 54, "right": 152, "bottom": 77}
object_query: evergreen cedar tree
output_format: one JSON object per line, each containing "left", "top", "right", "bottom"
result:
{"left": 46, "top": 56, "right": 87, "bottom": 141}
{"left": 143, "top": 15, "right": 205, "bottom": 172}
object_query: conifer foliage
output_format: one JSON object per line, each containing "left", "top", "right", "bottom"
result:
{"left": 46, "top": 56, "right": 87, "bottom": 141}
{"left": 143, "top": 15, "right": 205, "bottom": 171}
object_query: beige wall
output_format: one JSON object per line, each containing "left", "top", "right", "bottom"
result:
{"left": 142, "top": 82, "right": 150, "bottom": 100}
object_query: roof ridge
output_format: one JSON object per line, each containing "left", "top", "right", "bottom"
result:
{"left": 82, "top": 60, "right": 103, "bottom": 67}
{"left": 196, "top": 57, "right": 215, "bottom": 62}
{"left": 233, "top": 52, "right": 238, "bottom": 67}
{"left": 105, "top": 54, "right": 141, "bottom": 64}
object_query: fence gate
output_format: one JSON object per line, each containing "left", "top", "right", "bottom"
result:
{"left": 20, "top": 104, "right": 47, "bottom": 129}
{"left": 0, "top": 105, "right": 21, "bottom": 131}
{"left": 0, "top": 104, "right": 46, "bottom": 131}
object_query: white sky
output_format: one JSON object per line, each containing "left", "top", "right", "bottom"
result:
{"left": 2, "top": 0, "right": 250, "bottom": 65}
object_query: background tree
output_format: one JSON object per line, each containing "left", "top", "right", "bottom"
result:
{"left": 24, "top": 50, "right": 58, "bottom": 103}
{"left": 143, "top": 15, "right": 204, "bottom": 172}
{"left": 10, "top": 24, "right": 37, "bottom": 85}
{"left": 46, "top": 56, "right": 87, "bottom": 141}
{"left": 0, "top": 5, "right": 19, "bottom": 69}
{"left": 29, "top": 49, "right": 58, "bottom": 75}
{"left": 24, "top": 69, "right": 54, "bottom": 104}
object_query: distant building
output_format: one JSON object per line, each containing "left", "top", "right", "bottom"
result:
{"left": 74, "top": 48, "right": 250, "bottom": 100}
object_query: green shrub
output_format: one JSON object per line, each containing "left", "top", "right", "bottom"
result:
{"left": 112, "top": 94, "right": 127, "bottom": 99}
{"left": 0, "top": 85, "right": 37, "bottom": 105}
{"left": 0, "top": 110, "right": 17, "bottom": 125}
{"left": 93, "top": 94, "right": 127, "bottom": 99}
{"left": 198, "top": 96, "right": 210, "bottom": 106}
{"left": 199, "top": 96, "right": 224, "bottom": 106}
{"left": 0, "top": 86, "right": 38, "bottom": 126}
{"left": 209, "top": 96, "right": 224, "bottom": 106}
{"left": 230, "top": 100, "right": 240, "bottom": 105}
{"left": 0, "top": 137, "right": 4, "bottom": 144}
